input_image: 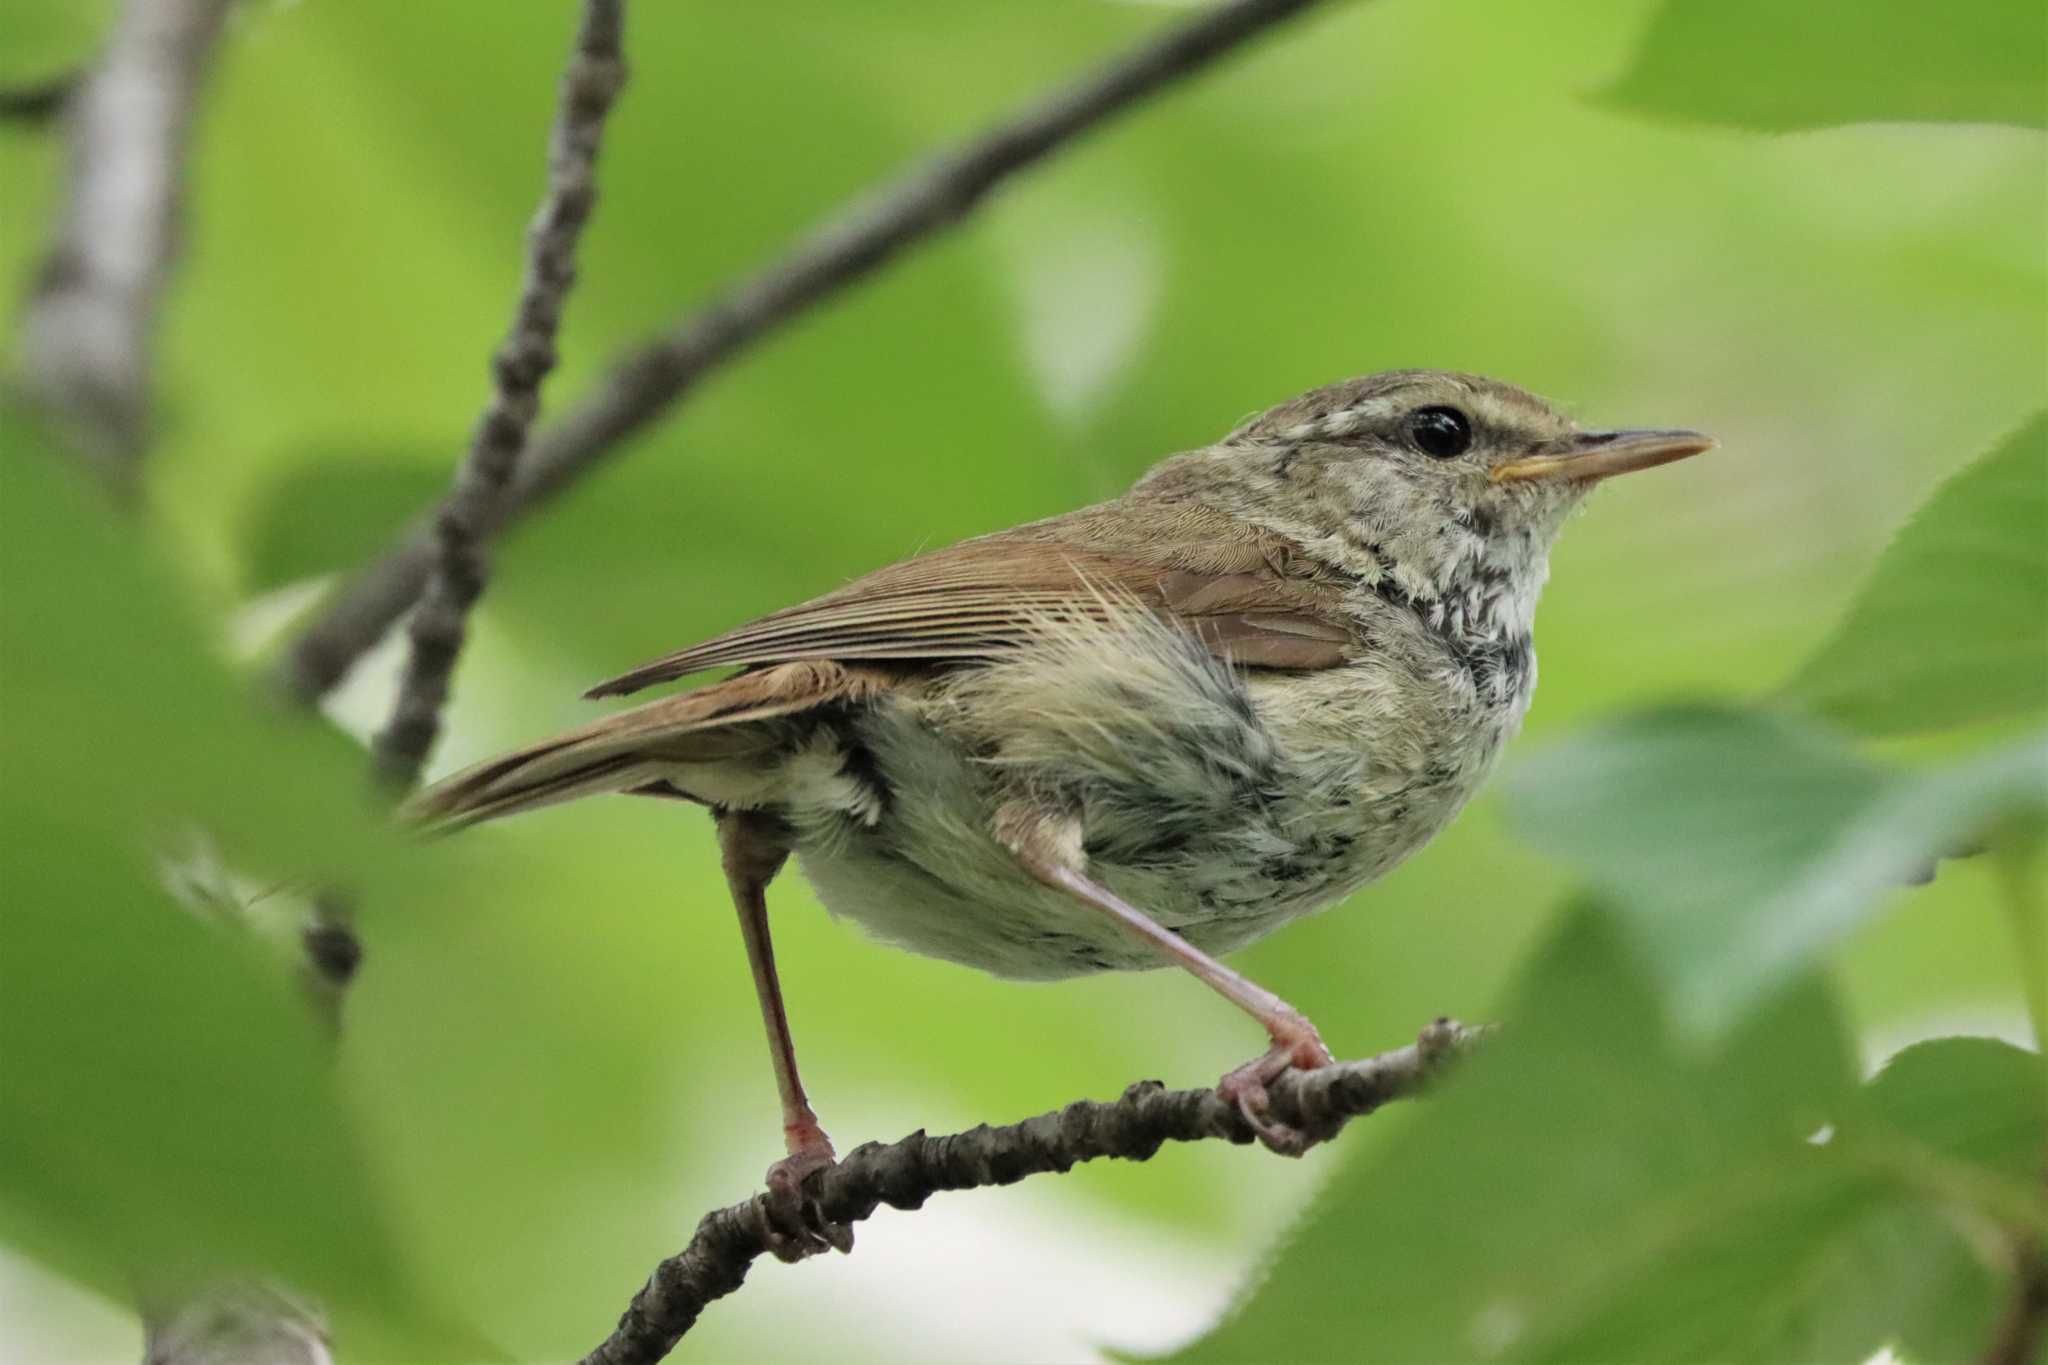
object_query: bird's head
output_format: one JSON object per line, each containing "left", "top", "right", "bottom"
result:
{"left": 1142, "top": 369, "right": 1713, "bottom": 606}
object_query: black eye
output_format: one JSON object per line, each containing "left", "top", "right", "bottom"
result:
{"left": 1407, "top": 405, "right": 1473, "bottom": 459}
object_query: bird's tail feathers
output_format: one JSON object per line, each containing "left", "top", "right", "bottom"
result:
{"left": 402, "top": 659, "right": 899, "bottom": 832}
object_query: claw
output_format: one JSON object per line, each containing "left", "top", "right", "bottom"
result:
{"left": 1220, "top": 1070, "right": 1306, "bottom": 1154}
{"left": 1216, "top": 1012, "right": 1334, "bottom": 1155}
{"left": 760, "top": 1142, "right": 854, "bottom": 1263}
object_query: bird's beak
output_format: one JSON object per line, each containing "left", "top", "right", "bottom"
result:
{"left": 1490, "top": 428, "right": 1716, "bottom": 485}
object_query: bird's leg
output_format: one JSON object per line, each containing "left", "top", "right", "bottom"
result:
{"left": 715, "top": 809, "right": 853, "bottom": 1261}
{"left": 997, "top": 805, "right": 1334, "bottom": 1155}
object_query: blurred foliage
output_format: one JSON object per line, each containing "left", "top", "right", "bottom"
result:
{"left": 1166, "top": 919, "right": 2045, "bottom": 1364}
{"left": 0, "top": 415, "right": 389, "bottom": 880}
{"left": 0, "top": 421, "right": 468, "bottom": 1354}
{"left": 1502, "top": 708, "right": 2046, "bottom": 1035}
{"left": 1604, "top": 0, "right": 2047, "bottom": 131}
{"left": 1853, "top": 1036, "right": 2048, "bottom": 1364}
{"left": 0, "top": 0, "right": 112, "bottom": 83}
{"left": 0, "top": 0, "right": 2043, "bottom": 1361}
{"left": 243, "top": 451, "right": 446, "bottom": 593}
{"left": 1786, "top": 413, "right": 2048, "bottom": 735}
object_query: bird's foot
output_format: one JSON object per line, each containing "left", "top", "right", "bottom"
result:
{"left": 759, "top": 1124, "right": 854, "bottom": 1263}
{"left": 1216, "top": 1015, "right": 1335, "bottom": 1156}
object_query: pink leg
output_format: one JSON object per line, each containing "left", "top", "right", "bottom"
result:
{"left": 717, "top": 811, "right": 853, "bottom": 1259}
{"left": 1005, "top": 819, "right": 1334, "bottom": 1154}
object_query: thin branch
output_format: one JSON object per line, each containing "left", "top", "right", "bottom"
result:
{"left": 369, "top": 0, "right": 629, "bottom": 790}
{"left": 15, "top": 0, "right": 233, "bottom": 481}
{"left": 580, "top": 1019, "right": 1479, "bottom": 1365}
{"left": 280, "top": 0, "right": 1336, "bottom": 704}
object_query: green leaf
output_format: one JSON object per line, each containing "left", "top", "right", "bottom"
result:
{"left": 1603, "top": 0, "right": 2047, "bottom": 131}
{"left": 1830, "top": 1038, "right": 2048, "bottom": 1365}
{"left": 1166, "top": 911, "right": 1884, "bottom": 1364}
{"left": 0, "top": 807, "right": 393, "bottom": 1315}
{"left": 1784, "top": 414, "right": 2048, "bottom": 737}
{"left": 1164, "top": 913, "right": 2043, "bottom": 1365}
{"left": 1500, "top": 708, "right": 2048, "bottom": 1038}
{"left": 0, "top": 416, "right": 389, "bottom": 876}
{"left": 1754, "top": 1198, "right": 1999, "bottom": 1365}
{"left": 0, "top": 418, "right": 470, "bottom": 1353}
{"left": 1860, "top": 1037, "right": 2047, "bottom": 1200}
{"left": 1614, "top": 1034, "right": 2047, "bottom": 1365}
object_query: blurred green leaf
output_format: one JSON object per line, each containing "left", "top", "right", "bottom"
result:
{"left": 1839, "top": 1037, "right": 2048, "bottom": 1364}
{"left": 1603, "top": 0, "right": 2048, "bottom": 130}
{"left": 0, "top": 0, "right": 111, "bottom": 84}
{"left": 0, "top": 418, "right": 468, "bottom": 1353}
{"left": 0, "top": 806, "right": 407, "bottom": 1337}
{"left": 1165, "top": 914, "right": 2042, "bottom": 1364}
{"left": 1716, "top": 1031, "right": 2048, "bottom": 1365}
{"left": 1784, "top": 414, "right": 2048, "bottom": 736}
{"left": 1757, "top": 1200, "right": 1998, "bottom": 1365}
{"left": 0, "top": 414, "right": 388, "bottom": 877}
{"left": 1166, "top": 912, "right": 1881, "bottom": 1364}
{"left": 242, "top": 453, "right": 447, "bottom": 592}
{"left": 1501, "top": 707, "right": 2047, "bottom": 1037}
{"left": 1860, "top": 1036, "right": 2046, "bottom": 1196}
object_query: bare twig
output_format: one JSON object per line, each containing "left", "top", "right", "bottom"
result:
{"left": 369, "top": 0, "right": 628, "bottom": 790}
{"left": 580, "top": 1019, "right": 1478, "bottom": 1365}
{"left": 16, "top": 0, "right": 232, "bottom": 480}
{"left": 281, "top": 0, "right": 1335, "bottom": 704}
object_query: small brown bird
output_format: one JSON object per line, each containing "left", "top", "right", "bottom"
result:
{"left": 412, "top": 370, "right": 1710, "bottom": 1256}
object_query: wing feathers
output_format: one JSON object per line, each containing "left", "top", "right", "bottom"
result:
{"left": 586, "top": 504, "right": 1360, "bottom": 698}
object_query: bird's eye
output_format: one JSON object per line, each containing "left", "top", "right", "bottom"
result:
{"left": 1407, "top": 405, "right": 1473, "bottom": 459}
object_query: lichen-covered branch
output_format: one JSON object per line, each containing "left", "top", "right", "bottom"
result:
{"left": 281, "top": 0, "right": 1335, "bottom": 704}
{"left": 580, "top": 1019, "right": 1479, "bottom": 1365}
{"left": 370, "top": 0, "right": 628, "bottom": 790}
{"left": 15, "top": 0, "right": 232, "bottom": 479}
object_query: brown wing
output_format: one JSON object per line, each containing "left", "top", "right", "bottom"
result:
{"left": 409, "top": 660, "right": 908, "bottom": 828}
{"left": 585, "top": 499, "right": 1359, "bottom": 699}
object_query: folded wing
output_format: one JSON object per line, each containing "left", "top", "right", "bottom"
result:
{"left": 585, "top": 500, "right": 1358, "bottom": 699}
{"left": 413, "top": 502, "right": 1361, "bottom": 829}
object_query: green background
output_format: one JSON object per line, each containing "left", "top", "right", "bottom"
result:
{"left": 1, "top": 0, "right": 2041, "bottom": 1360}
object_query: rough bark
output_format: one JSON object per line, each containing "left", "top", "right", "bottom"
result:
{"left": 581, "top": 1019, "right": 1479, "bottom": 1365}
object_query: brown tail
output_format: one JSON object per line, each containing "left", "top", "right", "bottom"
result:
{"left": 401, "top": 738, "right": 679, "bottom": 831}
{"left": 403, "top": 660, "right": 901, "bottom": 831}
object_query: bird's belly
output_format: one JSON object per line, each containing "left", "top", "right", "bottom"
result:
{"left": 790, "top": 710, "right": 1175, "bottom": 979}
{"left": 788, "top": 652, "right": 1523, "bottom": 981}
